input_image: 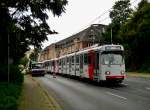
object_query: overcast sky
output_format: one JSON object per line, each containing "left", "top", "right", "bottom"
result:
{"left": 42, "top": 0, "right": 141, "bottom": 48}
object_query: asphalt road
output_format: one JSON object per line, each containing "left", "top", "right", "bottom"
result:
{"left": 35, "top": 74, "right": 150, "bottom": 110}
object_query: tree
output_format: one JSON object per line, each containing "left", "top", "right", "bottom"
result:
{"left": 118, "top": 0, "right": 150, "bottom": 71}
{"left": 109, "top": 0, "right": 132, "bottom": 26}
{"left": 0, "top": 0, "right": 68, "bottom": 64}
{"left": 103, "top": 0, "right": 132, "bottom": 44}
{"left": 29, "top": 48, "right": 40, "bottom": 62}
{"left": 19, "top": 56, "right": 29, "bottom": 67}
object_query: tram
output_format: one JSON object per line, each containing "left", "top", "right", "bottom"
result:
{"left": 44, "top": 44, "right": 126, "bottom": 83}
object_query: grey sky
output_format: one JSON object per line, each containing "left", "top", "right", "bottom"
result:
{"left": 42, "top": 0, "right": 141, "bottom": 48}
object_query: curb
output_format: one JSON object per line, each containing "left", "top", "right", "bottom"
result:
{"left": 31, "top": 77, "right": 62, "bottom": 110}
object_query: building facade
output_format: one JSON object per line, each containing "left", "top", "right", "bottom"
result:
{"left": 38, "top": 24, "right": 106, "bottom": 62}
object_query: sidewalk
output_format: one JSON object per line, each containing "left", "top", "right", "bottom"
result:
{"left": 127, "top": 72, "right": 150, "bottom": 78}
{"left": 18, "top": 75, "right": 62, "bottom": 110}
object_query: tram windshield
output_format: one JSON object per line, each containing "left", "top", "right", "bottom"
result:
{"left": 101, "top": 52, "right": 124, "bottom": 65}
{"left": 32, "top": 63, "right": 43, "bottom": 69}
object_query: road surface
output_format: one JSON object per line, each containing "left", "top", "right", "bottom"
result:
{"left": 35, "top": 74, "right": 150, "bottom": 110}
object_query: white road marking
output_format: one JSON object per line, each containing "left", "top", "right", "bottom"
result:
{"left": 145, "top": 87, "right": 150, "bottom": 90}
{"left": 106, "top": 92, "right": 127, "bottom": 100}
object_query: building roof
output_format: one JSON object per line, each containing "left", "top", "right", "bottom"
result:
{"left": 55, "top": 24, "right": 107, "bottom": 46}
{"left": 43, "top": 24, "right": 107, "bottom": 50}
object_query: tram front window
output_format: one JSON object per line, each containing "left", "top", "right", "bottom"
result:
{"left": 101, "top": 52, "right": 124, "bottom": 65}
{"left": 32, "top": 63, "right": 43, "bottom": 69}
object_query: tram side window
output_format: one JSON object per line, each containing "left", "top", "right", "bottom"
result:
{"left": 69, "top": 57, "right": 71, "bottom": 68}
{"left": 72, "top": 56, "right": 74, "bottom": 65}
{"left": 80, "top": 54, "right": 83, "bottom": 69}
{"left": 95, "top": 52, "right": 99, "bottom": 69}
{"left": 76, "top": 55, "right": 79, "bottom": 64}
{"left": 84, "top": 54, "right": 88, "bottom": 64}
{"left": 67, "top": 57, "right": 69, "bottom": 64}
{"left": 61, "top": 59, "right": 63, "bottom": 67}
{"left": 63, "top": 58, "right": 66, "bottom": 65}
{"left": 59, "top": 60, "right": 61, "bottom": 65}
{"left": 52, "top": 61, "right": 55, "bottom": 66}
{"left": 60, "top": 59, "right": 62, "bottom": 65}
{"left": 61, "top": 60, "right": 63, "bottom": 65}
{"left": 48, "top": 61, "right": 50, "bottom": 66}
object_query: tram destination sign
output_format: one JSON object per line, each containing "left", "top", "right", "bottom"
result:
{"left": 105, "top": 46, "right": 121, "bottom": 50}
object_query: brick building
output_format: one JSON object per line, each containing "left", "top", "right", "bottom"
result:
{"left": 38, "top": 24, "right": 106, "bottom": 62}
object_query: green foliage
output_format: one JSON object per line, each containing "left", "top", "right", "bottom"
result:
{"left": 29, "top": 48, "right": 41, "bottom": 62}
{"left": 110, "top": 0, "right": 132, "bottom": 25}
{"left": 118, "top": 0, "right": 150, "bottom": 72}
{"left": 138, "top": 59, "right": 150, "bottom": 73}
{"left": 0, "top": 0, "right": 68, "bottom": 64}
{"left": 103, "top": 0, "right": 150, "bottom": 72}
{"left": 104, "top": 0, "right": 132, "bottom": 44}
{"left": 0, "top": 82, "right": 22, "bottom": 110}
{"left": 19, "top": 56, "right": 29, "bottom": 67}
{"left": 0, "top": 64, "right": 23, "bottom": 110}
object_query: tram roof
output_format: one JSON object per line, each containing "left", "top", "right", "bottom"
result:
{"left": 45, "top": 44, "right": 124, "bottom": 61}
{"left": 93, "top": 44, "right": 124, "bottom": 51}
{"left": 76, "top": 44, "right": 124, "bottom": 55}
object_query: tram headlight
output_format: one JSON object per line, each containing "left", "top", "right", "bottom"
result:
{"left": 120, "top": 70, "right": 125, "bottom": 75}
{"left": 105, "top": 71, "right": 111, "bottom": 75}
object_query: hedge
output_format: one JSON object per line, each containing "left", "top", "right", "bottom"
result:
{"left": 0, "top": 64, "right": 24, "bottom": 110}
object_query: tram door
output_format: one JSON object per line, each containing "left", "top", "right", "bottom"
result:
{"left": 94, "top": 52, "right": 99, "bottom": 81}
{"left": 88, "top": 51, "right": 95, "bottom": 80}
{"left": 79, "top": 54, "right": 83, "bottom": 77}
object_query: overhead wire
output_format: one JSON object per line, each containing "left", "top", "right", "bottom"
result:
{"left": 71, "top": 0, "right": 141, "bottom": 36}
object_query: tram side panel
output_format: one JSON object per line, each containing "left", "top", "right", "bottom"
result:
{"left": 66, "top": 57, "right": 70, "bottom": 75}
{"left": 82, "top": 53, "right": 89, "bottom": 78}
{"left": 79, "top": 54, "right": 84, "bottom": 78}
{"left": 47, "top": 61, "right": 52, "bottom": 74}
{"left": 62, "top": 58, "right": 65, "bottom": 74}
{"left": 55, "top": 60, "right": 59, "bottom": 74}
{"left": 75, "top": 55, "right": 80, "bottom": 77}
{"left": 70, "top": 55, "right": 73, "bottom": 76}
{"left": 58, "top": 59, "right": 61, "bottom": 74}
{"left": 60, "top": 59, "right": 63, "bottom": 74}
{"left": 69, "top": 57, "right": 72, "bottom": 75}
{"left": 62, "top": 58, "right": 66, "bottom": 75}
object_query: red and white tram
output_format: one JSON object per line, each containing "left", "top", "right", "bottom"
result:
{"left": 44, "top": 44, "right": 126, "bottom": 83}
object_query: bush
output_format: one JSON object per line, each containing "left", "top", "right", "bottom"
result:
{"left": 0, "top": 64, "right": 23, "bottom": 110}
{"left": 0, "top": 82, "right": 22, "bottom": 110}
{"left": 0, "top": 64, "right": 24, "bottom": 84}
{"left": 138, "top": 64, "right": 150, "bottom": 73}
